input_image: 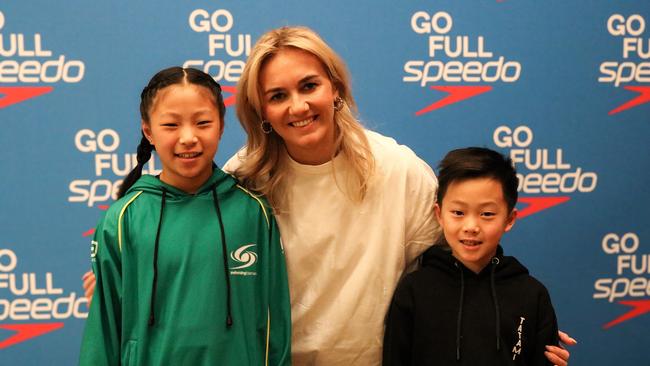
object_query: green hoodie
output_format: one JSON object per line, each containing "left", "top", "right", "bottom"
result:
{"left": 79, "top": 168, "right": 291, "bottom": 366}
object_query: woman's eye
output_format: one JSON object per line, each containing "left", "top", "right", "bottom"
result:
{"left": 269, "top": 93, "right": 285, "bottom": 102}
{"left": 302, "top": 82, "right": 318, "bottom": 91}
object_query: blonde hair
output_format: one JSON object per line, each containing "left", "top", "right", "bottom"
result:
{"left": 234, "top": 26, "right": 374, "bottom": 209}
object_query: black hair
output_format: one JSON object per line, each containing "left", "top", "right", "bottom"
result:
{"left": 436, "top": 147, "right": 519, "bottom": 212}
{"left": 117, "top": 67, "right": 226, "bottom": 198}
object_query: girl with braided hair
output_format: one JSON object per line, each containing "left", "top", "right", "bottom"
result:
{"left": 79, "top": 66, "right": 291, "bottom": 366}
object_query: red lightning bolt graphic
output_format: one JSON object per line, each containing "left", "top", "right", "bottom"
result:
{"left": 516, "top": 196, "right": 571, "bottom": 218}
{"left": 82, "top": 205, "right": 110, "bottom": 237}
{"left": 603, "top": 299, "right": 650, "bottom": 329}
{"left": 609, "top": 86, "right": 650, "bottom": 115}
{"left": 221, "top": 85, "right": 237, "bottom": 107}
{"left": 0, "top": 323, "right": 64, "bottom": 349}
{"left": 0, "top": 86, "right": 53, "bottom": 109}
{"left": 415, "top": 85, "right": 492, "bottom": 116}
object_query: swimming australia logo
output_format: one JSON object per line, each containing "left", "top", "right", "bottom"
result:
{"left": 90, "top": 240, "right": 98, "bottom": 259}
{"left": 230, "top": 244, "right": 257, "bottom": 276}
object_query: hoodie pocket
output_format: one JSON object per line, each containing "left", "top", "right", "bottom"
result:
{"left": 123, "top": 340, "right": 138, "bottom": 366}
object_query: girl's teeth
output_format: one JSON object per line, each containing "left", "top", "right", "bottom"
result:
{"left": 178, "top": 153, "right": 200, "bottom": 158}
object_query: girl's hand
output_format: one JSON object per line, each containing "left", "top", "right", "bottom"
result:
{"left": 82, "top": 271, "right": 96, "bottom": 307}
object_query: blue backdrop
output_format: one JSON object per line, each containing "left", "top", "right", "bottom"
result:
{"left": 1, "top": 1, "right": 649, "bottom": 364}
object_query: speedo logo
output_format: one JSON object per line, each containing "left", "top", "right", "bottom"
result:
{"left": 593, "top": 232, "right": 650, "bottom": 329}
{"left": 0, "top": 248, "right": 88, "bottom": 349}
{"left": 230, "top": 244, "right": 257, "bottom": 275}
{"left": 0, "top": 11, "right": 85, "bottom": 109}
{"left": 403, "top": 11, "right": 522, "bottom": 115}
{"left": 598, "top": 14, "right": 650, "bottom": 115}
{"left": 183, "top": 8, "right": 249, "bottom": 108}
{"left": 494, "top": 125, "right": 598, "bottom": 218}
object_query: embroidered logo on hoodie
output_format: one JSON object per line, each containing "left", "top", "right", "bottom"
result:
{"left": 230, "top": 244, "right": 257, "bottom": 276}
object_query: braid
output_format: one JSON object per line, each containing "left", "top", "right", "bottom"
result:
{"left": 118, "top": 134, "right": 153, "bottom": 198}
{"left": 136, "top": 133, "right": 154, "bottom": 165}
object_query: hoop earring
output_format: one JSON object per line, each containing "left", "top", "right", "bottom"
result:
{"left": 261, "top": 120, "right": 273, "bottom": 134}
{"left": 333, "top": 96, "right": 344, "bottom": 112}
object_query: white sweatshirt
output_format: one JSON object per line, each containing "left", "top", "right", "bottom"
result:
{"left": 224, "top": 130, "right": 438, "bottom": 365}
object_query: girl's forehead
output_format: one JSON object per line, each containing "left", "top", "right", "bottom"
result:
{"left": 151, "top": 84, "right": 216, "bottom": 109}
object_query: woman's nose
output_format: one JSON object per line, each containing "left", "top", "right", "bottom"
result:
{"left": 289, "top": 95, "right": 309, "bottom": 115}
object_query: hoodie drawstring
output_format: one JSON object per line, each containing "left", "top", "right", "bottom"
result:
{"left": 455, "top": 263, "right": 465, "bottom": 361}
{"left": 147, "top": 185, "right": 233, "bottom": 328}
{"left": 148, "top": 187, "right": 167, "bottom": 326}
{"left": 490, "top": 257, "right": 501, "bottom": 352}
{"left": 454, "top": 256, "right": 502, "bottom": 360}
{"left": 212, "top": 187, "right": 233, "bottom": 328}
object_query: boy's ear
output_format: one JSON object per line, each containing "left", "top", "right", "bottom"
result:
{"left": 504, "top": 208, "right": 517, "bottom": 232}
{"left": 434, "top": 204, "right": 442, "bottom": 224}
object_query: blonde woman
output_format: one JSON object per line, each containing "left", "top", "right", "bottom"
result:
{"left": 228, "top": 25, "right": 579, "bottom": 365}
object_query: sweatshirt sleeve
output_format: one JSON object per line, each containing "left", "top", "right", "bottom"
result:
{"left": 266, "top": 215, "right": 292, "bottom": 366}
{"left": 222, "top": 149, "right": 245, "bottom": 174}
{"left": 79, "top": 208, "right": 123, "bottom": 366}
{"left": 402, "top": 149, "right": 439, "bottom": 266}
{"left": 383, "top": 276, "right": 415, "bottom": 366}
{"left": 532, "top": 286, "right": 560, "bottom": 366}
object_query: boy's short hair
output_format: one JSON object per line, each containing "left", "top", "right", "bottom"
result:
{"left": 436, "top": 147, "right": 519, "bottom": 212}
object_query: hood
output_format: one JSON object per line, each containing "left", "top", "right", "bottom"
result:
{"left": 126, "top": 165, "right": 237, "bottom": 199}
{"left": 421, "top": 244, "right": 529, "bottom": 281}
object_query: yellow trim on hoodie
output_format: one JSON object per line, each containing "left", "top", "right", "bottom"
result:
{"left": 265, "top": 308, "right": 270, "bottom": 366}
{"left": 118, "top": 191, "right": 143, "bottom": 251}
{"left": 236, "top": 185, "right": 270, "bottom": 228}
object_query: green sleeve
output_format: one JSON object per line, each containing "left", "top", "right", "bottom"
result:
{"left": 79, "top": 209, "right": 123, "bottom": 366}
{"left": 267, "top": 215, "right": 292, "bottom": 366}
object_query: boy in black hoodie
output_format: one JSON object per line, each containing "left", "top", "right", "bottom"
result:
{"left": 383, "top": 147, "right": 559, "bottom": 365}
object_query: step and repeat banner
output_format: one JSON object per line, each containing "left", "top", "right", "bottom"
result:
{"left": 1, "top": 1, "right": 649, "bottom": 364}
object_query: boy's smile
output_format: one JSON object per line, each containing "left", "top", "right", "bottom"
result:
{"left": 435, "top": 177, "right": 517, "bottom": 273}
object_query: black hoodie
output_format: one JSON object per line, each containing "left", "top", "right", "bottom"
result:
{"left": 383, "top": 245, "right": 559, "bottom": 366}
